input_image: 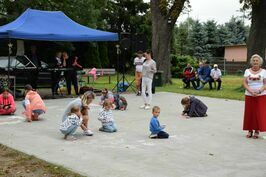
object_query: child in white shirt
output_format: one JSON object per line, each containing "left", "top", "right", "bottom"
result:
{"left": 60, "top": 106, "right": 83, "bottom": 140}
{"left": 98, "top": 100, "right": 117, "bottom": 133}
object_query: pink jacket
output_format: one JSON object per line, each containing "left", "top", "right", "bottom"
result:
{"left": 0, "top": 93, "right": 16, "bottom": 110}
{"left": 24, "top": 91, "right": 46, "bottom": 118}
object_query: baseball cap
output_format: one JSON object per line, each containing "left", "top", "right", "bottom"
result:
{"left": 214, "top": 64, "right": 218, "bottom": 67}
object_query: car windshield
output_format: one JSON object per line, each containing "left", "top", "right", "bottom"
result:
{"left": 0, "top": 56, "right": 25, "bottom": 68}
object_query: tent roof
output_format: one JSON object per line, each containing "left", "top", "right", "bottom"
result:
{"left": 0, "top": 8, "right": 118, "bottom": 41}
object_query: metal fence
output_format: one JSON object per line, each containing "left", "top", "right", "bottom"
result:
{"left": 208, "top": 57, "right": 248, "bottom": 75}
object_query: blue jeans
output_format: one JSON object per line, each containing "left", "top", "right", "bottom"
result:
{"left": 22, "top": 100, "right": 45, "bottom": 115}
{"left": 197, "top": 77, "right": 211, "bottom": 90}
{"left": 100, "top": 122, "right": 117, "bottom": 133}
{"left": 60, "top": 124, "right": 79, "bottom": 136}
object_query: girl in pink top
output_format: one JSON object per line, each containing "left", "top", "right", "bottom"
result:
{"left": 0, "top": 88, "right": 16, "bottom": 115}
{"left": 22, "top": 84, "right": 47, "bottom": 122}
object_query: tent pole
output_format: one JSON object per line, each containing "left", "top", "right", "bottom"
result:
{"left": 7, "top": 38, "right": 11, "bottom": 79}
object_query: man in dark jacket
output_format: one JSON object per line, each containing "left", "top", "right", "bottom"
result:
{"left": 181, "top": 96, "right": 208, "bottom": 117}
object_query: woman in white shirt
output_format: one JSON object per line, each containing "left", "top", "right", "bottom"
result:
{"left": 243, "top": 54, "right": 266, "bottom": 139}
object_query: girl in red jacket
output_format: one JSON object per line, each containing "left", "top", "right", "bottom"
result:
{"left": 0, "top": 88, "right": 16, "bottom": 115}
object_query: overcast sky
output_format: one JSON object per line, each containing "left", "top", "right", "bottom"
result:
{"left": 144, "top": 0, "right": 250, "bottom": 25}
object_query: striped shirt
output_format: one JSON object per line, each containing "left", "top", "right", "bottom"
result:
{"left": 60, "top": 113, "right": 82, "bottom": 131}
{"left": 98, "top": 109, "right": 114, "bottom": 126}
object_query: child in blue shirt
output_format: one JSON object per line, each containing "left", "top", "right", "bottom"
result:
{"left": 149, "top": 106, "right": 169, "bottom": 139}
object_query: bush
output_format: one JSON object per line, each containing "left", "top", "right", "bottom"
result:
{"left": 236, "top": 69, "right": 243, "bottom": 76}
{"left": 221, "top": 70, "right": 227, "bottom": 76}
{"left": 170, "top": 55, "right": 198, "bottom": 78}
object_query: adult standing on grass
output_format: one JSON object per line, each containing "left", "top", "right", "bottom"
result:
{"left": 134, "top": 50, "right": 145, "bottom": 96}
{"left": 243, "top": 54, "right": 266, "bottom": 139}
{"left": 62, "top": 51, "right": 72, "bottom": 95}
{"left": 140, "top": 50, "right": 157, "bottom": 110}
{"left": 62, "top": 91, "right": 95, "bottom": 136}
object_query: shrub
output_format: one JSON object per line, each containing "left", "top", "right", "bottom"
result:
{"left": 170, "top": 55, "right": 198, "bottom": 78}
{"left": 236, "top": 69, "right": 243, "bottom": 76}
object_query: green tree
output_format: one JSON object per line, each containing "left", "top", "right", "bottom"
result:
{"left": 203, "top": 20, "right": 219, "bottom": 57}
{"left": 150, "top": 0, "right": 189, "bottom": 84}
{"left": 174, "top": 18, "right": 194, "bottom": 56}
{"left": 224, "top": 16, "right": 247, "bottom": 44}
{"left": 189, "top": 20, "right": 208, "bottom": 59}
{"left": 240, "top": 0, "right": 266, "bottom": 62}
{"left": 217, "top": 24, "right": 232, "bottom": 45}
{"left": 102, "top": 0, "right": 149, "bottom": 33}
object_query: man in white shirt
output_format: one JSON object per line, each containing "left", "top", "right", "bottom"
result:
{"left": 210, "top": 64, "right": 222, "bottom": 90}
{"left": 134, "top": 51, "right": 145, "bottom": 96}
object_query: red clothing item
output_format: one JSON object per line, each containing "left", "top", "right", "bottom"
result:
{"left": 0, "top": 93, "right": 16, "bottom": 115}
{"left": 183, "top": 67, "right": 195, "bottom": 79}
{"left": 243, "top": 95, "right": 266, "bottom": 132}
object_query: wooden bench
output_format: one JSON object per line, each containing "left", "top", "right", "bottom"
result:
{"left": 81, "top": 68, "right": 116, "bottom": 84}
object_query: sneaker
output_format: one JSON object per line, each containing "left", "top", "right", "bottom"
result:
{"left": 140, "top": 105, "right": 146, "bottom": 109}
{"left": 84, "top": 129, "right": 93, "bottom": 136}
{"left": 67, "top": 135, "right": 77, "bottom": 141}
{"left": 144, "top": 105, "right": 150, "bottom": 110}
{"left": 149, "top": 134, "right": 157, "bottom": 139}
{"left": 136, "top": 91, "right": 141, "bottom": 96}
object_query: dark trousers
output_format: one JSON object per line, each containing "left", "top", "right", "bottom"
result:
{"left": 182, "top": 77, "right": 196, "bottom": 88}
{"left": 65, "top": 71, "right": 79, "bottom": 95}
{"left": 157, "top": 131, "right": 169, "bottom": 139}
{"left": 209, "top": 78, "right": 222, "bottom": 90}
{"left": 51, "top": 71, "right": 61, "bottom": 95}
{"left": 27, "top": 70, "right": 39, "bottom": 89}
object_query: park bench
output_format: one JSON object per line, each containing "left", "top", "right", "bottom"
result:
{"left": 81, "top": 68, "right": 116, "bottom": 84}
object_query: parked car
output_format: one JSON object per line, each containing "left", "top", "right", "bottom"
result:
{"left": 0, "top": 55, "right": 52, "bottom": 88}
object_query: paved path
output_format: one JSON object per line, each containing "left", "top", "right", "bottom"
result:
{"left": 0, "top": 92, "right": 266, "bottom": 177}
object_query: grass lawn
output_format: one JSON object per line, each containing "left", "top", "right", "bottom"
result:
{"left": 0, "top": 144, "right": 85, "bottom": 177}
{"left": 81, "top": 74, "right": 245, "bottom": 100}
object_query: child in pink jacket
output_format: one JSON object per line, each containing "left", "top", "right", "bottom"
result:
{"left": 0, "top": 88, "right": 16, "bottom": 115}
{"left": 22, "top": 85, "right": 47, "bottom": 122}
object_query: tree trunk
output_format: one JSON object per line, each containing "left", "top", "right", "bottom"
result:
{"left": 247, "top": 0, "right": 266, "bottom": 65}
{"left": 150, "top": 1, "right": 175, "bottom": 84}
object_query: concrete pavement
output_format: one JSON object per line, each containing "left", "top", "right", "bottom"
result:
{"left": 0, "top": 92, "right": 266, "bottom": 177}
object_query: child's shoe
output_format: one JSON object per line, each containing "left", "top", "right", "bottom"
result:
{"left": 67, "top": 135, "right": 77, "bottom": 141}
{"left": 140, "top": 105, "right": 146, "bottom": 109}
{"left": 144, "top": 105, "right": 150, "bottom": 110}
{"left": 149, "top": 134, "right": 157, "bottom": 139}
{"left": 84, "top": 129, "right": 93, "bottom": 136}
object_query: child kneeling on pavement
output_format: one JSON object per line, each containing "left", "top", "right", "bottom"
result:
{"left": 98, "top": 100, "right": 117, "bottom": 133}
{"left": 181, "top": 96, "right": 208, "bottom": 118}
{"left": 149, "top": 106, "right": 169, "bottom": 139}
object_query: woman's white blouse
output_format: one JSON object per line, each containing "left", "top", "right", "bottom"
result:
{"left": 244, "top": 69, "right": 266, "bottom": 96}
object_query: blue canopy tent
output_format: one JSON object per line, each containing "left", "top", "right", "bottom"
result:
{"left": 0, "top": 8, "right": 118, "bottom": 41}
{"left": 0, "top": 8, "right": 118, "bottom": 80}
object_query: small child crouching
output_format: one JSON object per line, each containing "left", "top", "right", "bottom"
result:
{"left": 98, "top": 100, "right": 117, "bottom": 133}
{"left": 60, "top": 106, "right": 83, "bottom": 140}
{"left": 181, "top": 96, "right": 208, "bottom": 118}
{"left": 149, "top": 106, "right": 169, "bottom": 139}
